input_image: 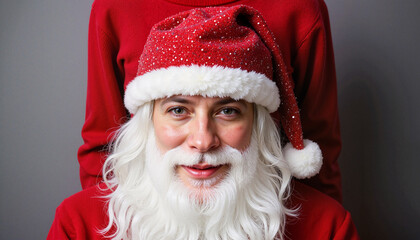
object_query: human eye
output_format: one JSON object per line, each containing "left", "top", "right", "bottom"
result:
{"left": 216, "top": 107, "right": 241, "bottom": 119}
{"left": 167, "top": 106, "right": 188, "bottom": 117}
{"left": 219, "top": 107, "right": 238, "bottom": 115}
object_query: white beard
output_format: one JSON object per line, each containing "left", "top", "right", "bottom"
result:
{"left": 143, "top": 130, "right": 260, "bottom": 230}
{"left": 102, "top": 104, "right": 292, "bottom": 240}
{"left": 144, "top": 129, "right": 259, "bottom": 207}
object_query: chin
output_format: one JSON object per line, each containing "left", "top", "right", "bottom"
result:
{"left": 175, "top": 163, "right": 231, "bottom": 199}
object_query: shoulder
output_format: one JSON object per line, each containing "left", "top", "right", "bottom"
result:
{"left": 59, "top": 183, "right": 108, "bottom": 211}
{"left": 90, "top": 0, "right": 145, "bottom": 26}
{"left": 285, "top": 181, "right": 359, "bottom": 239}
{"left": 91, "top": 0, "right": 134, "bottom": 12}
{"left": 91, "top": 0, "right": 156, "bottom": 18}
{"left": 251, "top": 0, "right": 327, "bottom": 58}
{"left": 89, "top": 0, "right": 164, "bottom": 46}
{"left": 255, "top": 0, "right": 323, "bottom": 23}
{"left": 49, "top": 184, "right": 111, "bottom": 239}
{"left": 55, "top": 183, "right": 110, "bottom": 228}
{"left": 289, "top": 180, "right": 346, "bottom": 218}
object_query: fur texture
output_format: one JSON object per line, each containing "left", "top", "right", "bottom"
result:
{"left": 283, "top": 139, "right": 322, "bottom": 179}
{"left": 124, "top": 65, "right": 280, "bottom": 114}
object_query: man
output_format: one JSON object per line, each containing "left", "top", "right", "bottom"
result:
{"left": 48, "top": 6, "right": 358, "bottom": 239}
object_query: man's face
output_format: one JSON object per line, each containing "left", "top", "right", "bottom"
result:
{"left": 152, "top": 95, "right": 254, "bottom": 192}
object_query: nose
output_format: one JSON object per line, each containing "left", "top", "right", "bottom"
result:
{"left": 187, "top": 114, "right": 220, "bottom": 153}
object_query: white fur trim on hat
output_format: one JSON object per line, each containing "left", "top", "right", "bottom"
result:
{"left": 283, "top": 139, "right": 323, "bottom": 179}
{"left": 124, "top": 65, "right": 280, "bottom": 114}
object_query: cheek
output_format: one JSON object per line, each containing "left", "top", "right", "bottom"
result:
{"left": 154, "top": 124, "right": 187, "bottom": 153}
{"left": 220, "top": 124, "right": 253, "bottom": 151}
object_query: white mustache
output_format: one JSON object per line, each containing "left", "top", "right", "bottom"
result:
{"left": 163, "top": 145, "right": 244, "bottom": 168}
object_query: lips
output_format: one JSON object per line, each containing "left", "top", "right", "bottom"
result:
{"left": 181, "top": 163, "right": 222, "bottom": 179}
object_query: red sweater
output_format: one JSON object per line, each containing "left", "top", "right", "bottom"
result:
{"left": 47, "top": 181, "right": 359, "bottom": 239}
{"left": 79, "top": 0, "right": 342, "bottom": 202}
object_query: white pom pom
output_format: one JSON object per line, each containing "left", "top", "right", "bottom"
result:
{"left": 283, "top": 139, "right": 323, "bottom": 179}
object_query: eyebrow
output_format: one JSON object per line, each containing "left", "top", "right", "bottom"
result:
{"left": 214, "top": 98, "right": 247, "bottom": 107}
{"left": 160, "top": 96, "right": 248, "bottom": 108}
{"left": 160, "top": 96, "right": 192, "bottom": 105}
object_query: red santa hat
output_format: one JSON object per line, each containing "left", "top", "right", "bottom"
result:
{"left": 124, "top": 5, "right": 322, "bottom": 179}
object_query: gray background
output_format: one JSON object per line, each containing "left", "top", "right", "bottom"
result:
{"left": 0, "top": 0, "right": 419, "bottom": 239}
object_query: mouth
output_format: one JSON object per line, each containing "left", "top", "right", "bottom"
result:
{"left": 181, "top": 163, "right": 225, "bottom": 179}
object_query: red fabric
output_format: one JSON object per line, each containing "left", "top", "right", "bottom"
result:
{"left": 47, "top": 181, "right": 359, "bottom": 239}
{"left": 285, "top": 182, "right": 359, "bottom": 239}
{"left": 79, "top": 0, "right": 342, "bottom": 202}
{"left": 136, "top": 7, "right": 274, "bottom": 79}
